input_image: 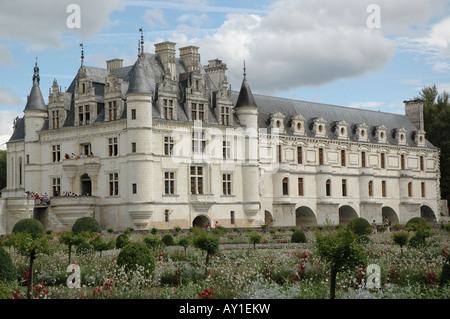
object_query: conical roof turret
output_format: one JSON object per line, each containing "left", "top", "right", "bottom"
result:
{"left": 24, "top": 59, "right": 47, "bottom": 112}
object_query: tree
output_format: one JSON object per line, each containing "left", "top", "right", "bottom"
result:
{"left": 193, "top": 231, "right": 219, "bottom": 268}
{"left": 416, "top": 85, "right": 450, "bottom": 202}
{"left": 8, "top": 219, "right": 51, "bottom": 299}
{"left": 392, "top": 231, "right": 409, "bottom": 256}
{"left": 58, "top": 230, "right": 81, "bottom": 265}
{"left": 249, "top": 232, "right": 262, "bottom": 250}
{"left": 315, "top": 229, "right": 367, "bottom": 299}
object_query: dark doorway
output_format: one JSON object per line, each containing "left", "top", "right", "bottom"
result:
{"left": 193, "top": 215, "right": 210, "bottom": 228}
{"left": 81, "top": 174, "right": 92, "bottom": 196}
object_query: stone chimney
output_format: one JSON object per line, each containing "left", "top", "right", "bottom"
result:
{"left": 155, "top": 41, "right": 177, "bottom": 80}
{"left": 204, "top": 59, "right": 227, "bottom": 91}
{"left": 179, "top": 46, "right": 200, "bottom": 72}
{"left": 106, "top": 59, "right": 123, "bottom": 71}
{"left": 404, "top": 99, "right": 424, "bottom": 131}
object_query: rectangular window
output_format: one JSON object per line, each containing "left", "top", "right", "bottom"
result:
{"left": 223, "top": 140, "right": 231, "bottom": 160}
{"left": 191, "top": 103, "right": 205, "bottom": 121}
{"left": 132, "top": 183, "right": 137, "bottom": 194}
{"left": 368, "top": 181, "right": 373, "bottom": 197}
{"left": 192, "top": 131, "right": 206, "bottom": 154}
{"left": 420, "top": 156, "right": 424, "bottom": 171}
{"left": 163, "top": 99, "right": 174, "bottom": 120}
{"left": 109, "top": 173, "right": 119, "bottom": 196}
{"left": 108, "top": 137, "right": 118, "bottom": 156}
{"left": 131, "top": 142, "right": 136, "bottom": 153}
{"left": 297, "top": 146, "right": 303, "bottom": 164}
{"left": 52, "top": 110, "right": 60, "bottom": 129}
{"left": 164, "top": 136, "right": 174, "bottom": 156}
{"left": 298, "top": 177, "right": 304, "bottom": 196}
{"left": 52, "top": 145, "right": 61, "bottom": 162}
{"left": 408, "top": 182, "right": 412, "bottom": 197}
{"left": 221, "top": 106, "right": 231, "bottom": 125}
{"left": 421, "top": 182, "right": 425, "bottom": 198}
{"left": 382, "top": 181, "right": 386, "bottom": 197}
{"left": 282, "top": 177, "right": 289, "bottom": 195}
{"left": 164, "top": 171, "right": 175, "bottom": 195}
{"left": 222, "top": 173, "right": 232, "bottom": 195}
{"left": 131, "top": 109, "right": 136, "bottom": 120}
{"left": 319, "top": 148, "right": 324, "bottom": 165}
{"left": 341, "top": 150, "right": 346, "bottom": 167}
{"left": 230, "top": 211, "right": 235, "bottom": 224}
{"left": 380, "top": 153, "right": 385, "bottom": 169}
{"left": 190, "top": 166, "right": 203, "bottom": 195}
{"left": 78, "top": 105, "right": 90, "bottom": 125}
{"left": 108, "top": 100, "right": 118, "bottom": 121}
{"left": 401, "top": 154, "right": 405, "bottom": 170}
{"left": 342, "top": 179, "right": 347, "bottom": 197}
{"left": 277, "top": 144, "right": 282, "bottom": 162}
{"left": 52, "top": 178, "right": 60, "bottom": 196}
{"left": 361, "top": 152, "right": 366, "bottom": 168}
{"left": 326, "top": 179, "right": 331, "bottom": 196}
{"left": 164, "top": 210, "right": 170, "bottom": 223}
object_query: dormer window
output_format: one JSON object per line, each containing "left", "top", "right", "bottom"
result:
{"left": 163, "top": 98, "right": 174, "bottom": 120}
{"left": 334, "top": 120, "right": 348, "bottom": 140}
{"left": 291, "top": 114, "right": 305, "bottom": 135}
{"left": 374, "top": 125, "right": 387, "bottom": 143}
{"left": 413, "top": 130, "right": 426, "bottom": 147}
{"left": 270, "top": 112, "right": 285, "bottom": 133}
{"left": 221, "top": 106, "right": 232, "bottom": 125}
{"left": 312, "top": 117, "right": 327, "bottom": 137}
{"left": 78, "top": 105, "right": 90, "bottom": 125}
{"left": 356, "top": 122, "right": 369, "bottom": 142}
{"left": 108, "top": 100, "right": 118, "bottom": 121}
{"left": 191, "top": 102, "right": 205, "bottom": 122}
{"left": 395, "top": 127, "right": 407, "bottom": 145}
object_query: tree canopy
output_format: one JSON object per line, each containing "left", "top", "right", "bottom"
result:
{"left": 415, "top": 84, "right": 450, "bottom": 202}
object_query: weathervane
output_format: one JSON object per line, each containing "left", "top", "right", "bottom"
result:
{"left": 243, "top": 60, "right": 246, "bottom": 78}
{"left": 80, "top": 43, "right": 84, "bottom": 66}
{"left": 139, "top": 27, "right": 144, "bottom": 56}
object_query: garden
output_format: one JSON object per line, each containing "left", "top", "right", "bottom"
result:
{"left": 0, "top": 216, "right": 449, "bottom": 300}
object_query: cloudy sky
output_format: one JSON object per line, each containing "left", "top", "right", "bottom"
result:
{"left": 0, "top": 0, "right": 449, "bottom": 149}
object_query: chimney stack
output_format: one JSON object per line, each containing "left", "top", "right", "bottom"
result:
{"left": 404, "top": 99, "right": 424, "bottom": 131}
{"left": 179, "top": 46, "right": 200, "bottom": 72}
{"left": 155, "top": 41, "right": 177, "bottom": 80}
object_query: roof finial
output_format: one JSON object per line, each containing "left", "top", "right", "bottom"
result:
{"left": 139, "top": 27, "right": 144, "bottom": 56}
{"left": 33, "top": 57, "right": 40, "bottom": 84}
{"left": 243, "top": 60, "right": 246, "bottom": 78}
{"left": 80, "top": 43, "right": 84, "bottom": 66}
{"left": 138, "top": 39, "right": 141, "bottom": 57}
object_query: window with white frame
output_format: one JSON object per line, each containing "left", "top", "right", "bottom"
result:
{"left": 108, "top": 137, "right": 118, "bottom": 156}
{"left": 190, "top": 166, "right": 204, "bottom": 194}
{"left": 222, "top": 173, "right": 232, "bottom": 195}
{"left": 192, "top": 131, "right": 206, "bottom": 154}
{"left": 109, "top": 173, "right": 119, "bottom": 196}
{"left": 164, "top": 171, "right": 175, "bottom": 195}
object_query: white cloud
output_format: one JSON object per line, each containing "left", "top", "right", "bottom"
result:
{"left": 0, "top": 109, "right": 22, "bottom": 150}
{"left": 0, "top": 0, "right": 126, "bottom": 49}
{"left": 0, "top": 44, "right": 15, "bottom": 65}
{"left": 144, "top": 8, "right": 167, "bottom": 27}
{"left": 0, "top": 87, "right": 23, "bottom": 107}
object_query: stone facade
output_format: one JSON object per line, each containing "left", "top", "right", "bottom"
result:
{"left": 0, "top": 40, "right": 442, "bottom": 234}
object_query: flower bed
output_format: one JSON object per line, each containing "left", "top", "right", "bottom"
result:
{"left": 1, "top": 226, "right": 449, "bottom": 299}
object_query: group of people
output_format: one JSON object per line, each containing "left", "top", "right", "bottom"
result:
{"left": 64, "top": 152, "right": 94, "bottom": 160}
{"left": 372, "top": 216, "right": 392, "bottom": 234}
{"left": 55, "top": 191, "right": 91, "bottom": 197}
{"left": 22, "top": 191, "right": 51, "bottom": 205}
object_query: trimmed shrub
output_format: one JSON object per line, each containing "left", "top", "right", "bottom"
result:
{"left": 72, "top": 217, "right": 101, "bottom": 235}
{"left": 291, "top": 229, "right": 307, "bottom": 243}
{"left": 193, "top": 232, "right": 219, "bottom": 265}
{"left": 143, "top": 236, "right": 163, "bottom": 250}
{"left": 12, "top": 218, "right": 44, "bottom": 239}
{"left": 162, "top": 234, "right": 175, "bottom": 246}
{"left": 117, "top": 242, "right": 155, "bottom": 276}
{"left": 115, "top": 233, "right": 129, "bottom": 249}
{"left": 405, "top": 217, "right": 431, "bottom": 232}
{"left": 393, "top": 231, "right": 409, "bottom": 255}
{"left": 0, "top": 247, "right": 17, "bottom": 285}
{"left": 347, "top": 218, "right": 371, "bottom": 236}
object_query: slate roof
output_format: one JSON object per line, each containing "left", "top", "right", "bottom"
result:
{"left": 23, "top": 79, "right": 47, "bottom": 112}
{"left": 230, "top": 91, "right": 436, "bottom": 149}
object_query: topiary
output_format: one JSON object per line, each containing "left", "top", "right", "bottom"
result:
{"left": 117, "top": 242, "right": 155, "bottom": 276}
{"left": 143, "top": 236, "right": 163, "bottom": 250}
{"left": 161, "top": 234, "right": 175, "bottom": 246}
{"left": 405, "top": 217, "right": 431, "bottom": 232}
{"left": 72, "top": 216, "right": 101, "bottom": 235}
{"left": 115, "top": 233, "right": 129, "bottom": 249}
{"left": 291, "top": 229, "right": 307, "bottom": 243}
{"left": 347, "top": 218, "right": 372, "bottom": 236}
{"left": 0, "top": 246, "right": 17, "bottom": 285}
{"left": 12, "top": 218, "right": 44, "bottom": 239}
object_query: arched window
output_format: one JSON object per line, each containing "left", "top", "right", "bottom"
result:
{"left": 18, "top": 157, "right": 22, "bottom": 186}
{"left": 282, "top": 177, "right": 289, "bottom": 195}
{"left": 408, "top": 182, "right": 412, "bottom": 197}
{"left": 368, "top": 181, "right": 373, "bottom": 197}
{"left": 326, "top": 179, "right": 331, "bottom": 196}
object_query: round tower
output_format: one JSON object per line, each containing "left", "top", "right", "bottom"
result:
{"left": 234, "top": 65, "right": 260, "bottom": 221}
